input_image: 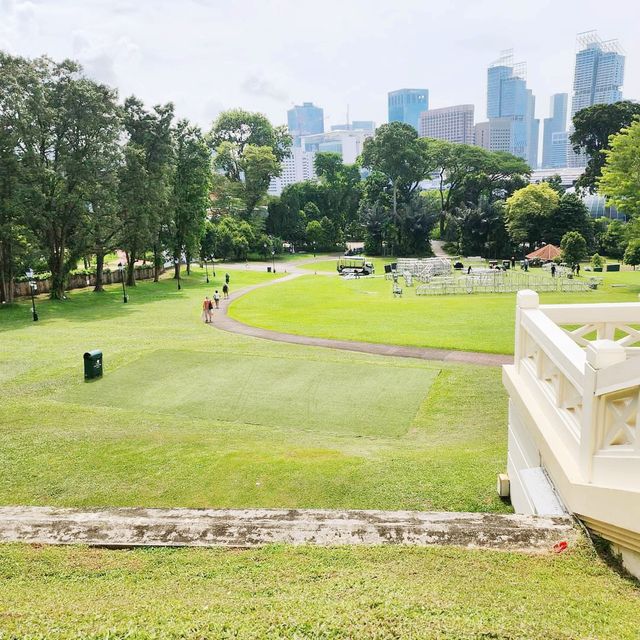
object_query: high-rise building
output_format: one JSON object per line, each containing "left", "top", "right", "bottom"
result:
{"left": 331, "top": 120, "right": 376, "bottom": 133}
{"left": 569, "top": 32, "right": 625, "bottom": 167}
{"left": 541, "top": 93, "right": 568, "bottom": 168}
{"left": 475, "top": 51, "right": 540, "bottom": 168}
{"left": 300, "top": 129, "right": 373, "bottom": 165}
{"left": 287, "top": 102, "right": 324, "bottom": 146}
{"left": 571, "top": 31, "right": 625, "bottom": 119}
{"left": 388, "top": 89, "right": 429, "bottom": 131}
{"left": 419, "top": 104, "right": 474, "bottom": 144}
{"left": 268, "top": 147, "right": 317, "bottom": 196}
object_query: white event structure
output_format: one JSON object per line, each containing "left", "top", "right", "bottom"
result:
{"left": 503, "top": 291, "right": 640, "bottom": 577}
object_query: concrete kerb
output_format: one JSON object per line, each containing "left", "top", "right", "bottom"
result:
{"left": 0, "top": 506, "right": 578, "bottom": 552}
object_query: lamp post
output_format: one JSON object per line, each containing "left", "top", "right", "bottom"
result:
{"left": 204, "top": 259, "right": 209, "bottom": 284}
{"left": 271, "top": 250, "right": 275, "bottom": 274}
{"left": 26, "top": 269, "right": 38, "bottom": 321}
{"left": 313, "top": 241, "right": 316, "bottom": 258}
{"left": 263, "top": 242, "right": 267, "bottom": 261}
{"left": 118, "top": 262, "right": 128, "bottom": 303}
{"left": 175, "top": 258, "right": 181, "bottom": 290}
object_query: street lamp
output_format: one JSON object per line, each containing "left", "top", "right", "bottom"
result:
{"left": 313, "top": 241, "right": 316, "bottom": 258}
{"left": 117, "top": 263, "right": 128, "bottom": 303}
{"left": 175, "top": 258, "right": 181, "bottom": 290}
{"left": 26, "top": 269, "right": 38, "bottom": 321}
{"left": 271, "top": 249, "right": 275, "bottom": 274}
{"left": 204, "top": 259, "right": 209, "bottom": 284}
{"left": 263, "top": 242, "right": 268, "bottom": 261}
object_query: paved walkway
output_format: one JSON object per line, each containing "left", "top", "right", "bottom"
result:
{"left": 0, "top": 506, "right": 577, "bottom": 552}
{"left": 214, "top": 263, "right": 511, "bottom": 367}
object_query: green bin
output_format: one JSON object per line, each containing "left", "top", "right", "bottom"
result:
{"left": 83, "top": 350, "right": 103, "bottom": 380}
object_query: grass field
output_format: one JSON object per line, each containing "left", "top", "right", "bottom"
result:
{"left": 2, "top": 264, "right": 639, "bottom": 637}
{"left": 0, "top": 542, "right": 639, "bottom": 639}
{"left": 0, "top": 268, "right": 508, "bottom": 512}
{"left": 230, "top": 268, "right": 640, "bottom": 354}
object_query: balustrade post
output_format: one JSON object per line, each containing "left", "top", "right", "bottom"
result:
{"left": 580, "top": 340, "right": 627, "bottom": 481}
{"left": 515, "top": 290, "right": 539, "bottom": 371}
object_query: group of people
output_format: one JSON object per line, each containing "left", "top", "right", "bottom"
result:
{"left": 202, "top": 274, "right": 230, "bottom": 323}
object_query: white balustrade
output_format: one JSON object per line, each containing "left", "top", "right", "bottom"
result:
{"left": 513, "top": 291, "right": 640, "bottom": 487}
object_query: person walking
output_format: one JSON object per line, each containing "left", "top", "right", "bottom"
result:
{"left": 202, "top": 296, "right": 213, "bottom": 323}
{"left": 222, "top": 283, "right": 229, "bottom": 299}
{"left": 213, "top": 290, "right": 220, "bottom": 309}
{"left": 511, "top": 256, "right": 516, "bottom": 268}
{"left": 576, "top": 263, "right": 581, "bottom": 276}
{"left": 551, "top": 264, "right": 556, "bottom": 277}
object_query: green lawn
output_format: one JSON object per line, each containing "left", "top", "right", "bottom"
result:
{"left": 0, "top": 267, "right": 508, "bottom": 512}
{"left": 0, "top": 542, "right": 638, "bottom": 639}
{"left": 230, "top": 268, "right": 640, "bottom": 354}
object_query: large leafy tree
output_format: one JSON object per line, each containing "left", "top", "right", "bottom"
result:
{"left": 210, "top": 110, "right": 290, "bottom": 221}
{"left": 545, "top": 193, "right": 593, "bottom": 247}
{"left": 10, "top": 56, "right": 121, "bottom": 299}
{"left": 0, "top": 53, "right": 26, "bottom": 303}
{"left": 119, "top": 97, "right": 175, "bottom": 285}
{"left": 571, "top": 101, "right": 640, "bottom": 192}
{"left": 560, "top": 231, "right": 588, "bottom": 266}
{"left": 360, "top": 122, "right": 433, "bottom": 218}
{"left": 599, "top": 117, "right": 640, "bottom": 219}
{"left": 504, "top": 183, "right": 560, "bottom": 246}
{"left": 169, "top": 120, "right": 212, "bottom": 277}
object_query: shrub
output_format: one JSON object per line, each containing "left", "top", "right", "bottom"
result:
{"left": 591, "top": 253, "right": 604, "bottom": 269}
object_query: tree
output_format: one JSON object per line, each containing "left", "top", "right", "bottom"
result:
{"left": 545, "top": 193, "right": 593, "bottom": 247}
{"left": 305, "top": 220, "right": 323, "bottom": 248}
{"left": 169, "top": 120, "right": 211, "bottom": 278}
{"left": 560, "top": 231, "right": 587, "bottom": 266}
{"left": 11, "top": 56, "right": 122, "bottom": 299}
{"left": 599, "top": 117, "right": 640, "bottom": 219}
{"left": 571, "top": 101, "right": 640, "bottom": 192}
{"left": 455, "top": 197, "right": 511, "bottom": 258}
{"left": 360, "top": 202, "right": 391, "bottom": 255}
{"left": 505, "top": 183, "right": 560, "bottom": 246}
{"left": 360, "top": 122, "right": 434, "bottom": 219}
{"left": 237, "top": 144, "right": 280, "bottom": 218}
{"left": 624, "top": 239, "right": 640, "bottom": 269}
{"left": 600, "top": 219, "right": 627, "bottom": 259}
{"left": 208, "top": 109, "right": 291, "bottom": 179}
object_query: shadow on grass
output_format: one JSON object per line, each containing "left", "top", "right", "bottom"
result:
{"left": 0, "top": 271, "right": 221, "bottom": 333}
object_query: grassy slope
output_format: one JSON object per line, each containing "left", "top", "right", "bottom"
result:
{"left": 0, "top": 543, "right": 639, "bottom": 639}
{"left": 0, "top": 268, "right": 508, "bottom": 512}
{"left": 229, "top": 269, "right": 640, "bottom": 354}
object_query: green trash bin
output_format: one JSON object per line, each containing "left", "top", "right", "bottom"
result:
{"left": 84, "top": 350, "right": 103, "bottom": 380}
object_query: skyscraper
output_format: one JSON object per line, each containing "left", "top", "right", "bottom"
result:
{"left": 475, "top": 51, "right": 539, "bottom": 167}
{"left": 419, "top": 105, "right": 474, "bottom": 144}
{"left": 388, "top": 89, "right": 429, "bottom": 131}
{"left": 571, "top": 31, "right": 625, "bottom": 119}
{"left": 542, "top": 93, "right": 568, "bottom": 168}
{"left": 568, "top": 31, "right": 625, "bottom": 167}
{"left": 287, "top": 102, "right": 324, "bottom": 146}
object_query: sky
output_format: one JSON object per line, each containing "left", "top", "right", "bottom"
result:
{"left": 1, "top": 0, "right": 639, "bottom": 132}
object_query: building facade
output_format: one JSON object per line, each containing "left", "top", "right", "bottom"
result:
{"left": 267, "top": 147, "right": 317, "bottom": 196}
{"left": 287, "top": 102, "right": 324, "bottom": 146}
{"left": 299, "top": 129, "right": 373, "bottom": 165}
{"left": 569, "top": 31, "right": 625, "bottom": 167}
{"left": 541, "top": 93, "right": 568, "bottom": 168}
{"left": 475, "top": 51, "right": 539, "bottom": 168}
{"left": 331, "top": 120, "right": 376, "bottom": 133}
{"left": 388, "top": 88, "right": 429, "bottom": 131}
{"left": 419, "top": 104, "right": 474, "bottom": 144}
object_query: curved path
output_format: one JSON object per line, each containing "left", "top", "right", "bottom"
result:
{"left": 213, "top": 259, "right": 511, "bottom": 368}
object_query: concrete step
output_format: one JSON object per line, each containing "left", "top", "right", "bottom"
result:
{"left": 0, "top": 507, "right": 577, "bottom": 553}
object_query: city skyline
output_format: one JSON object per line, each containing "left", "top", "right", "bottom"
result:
{"left": 1, "top": 0, "right": 638, "bottom": 133}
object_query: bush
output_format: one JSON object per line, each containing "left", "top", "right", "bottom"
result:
{"left": 623, "top": 240, "right": 640, "bottom": 269}
{"left": 591, "top": 253, "right": 604, "bottom": 269}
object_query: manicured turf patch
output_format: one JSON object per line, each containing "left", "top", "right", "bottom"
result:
{"left": 0, "top": 270, "right": 509, "bottom": 511}
{"left": 64, "top": 349, "right": 438, "bottom": 437}
{"left": 0, "top": 542, "right": 638, "bottom": 639}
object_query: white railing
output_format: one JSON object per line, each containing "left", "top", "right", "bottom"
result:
{"left": 514, "top": 291, "right": 640, "bottom": 489}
